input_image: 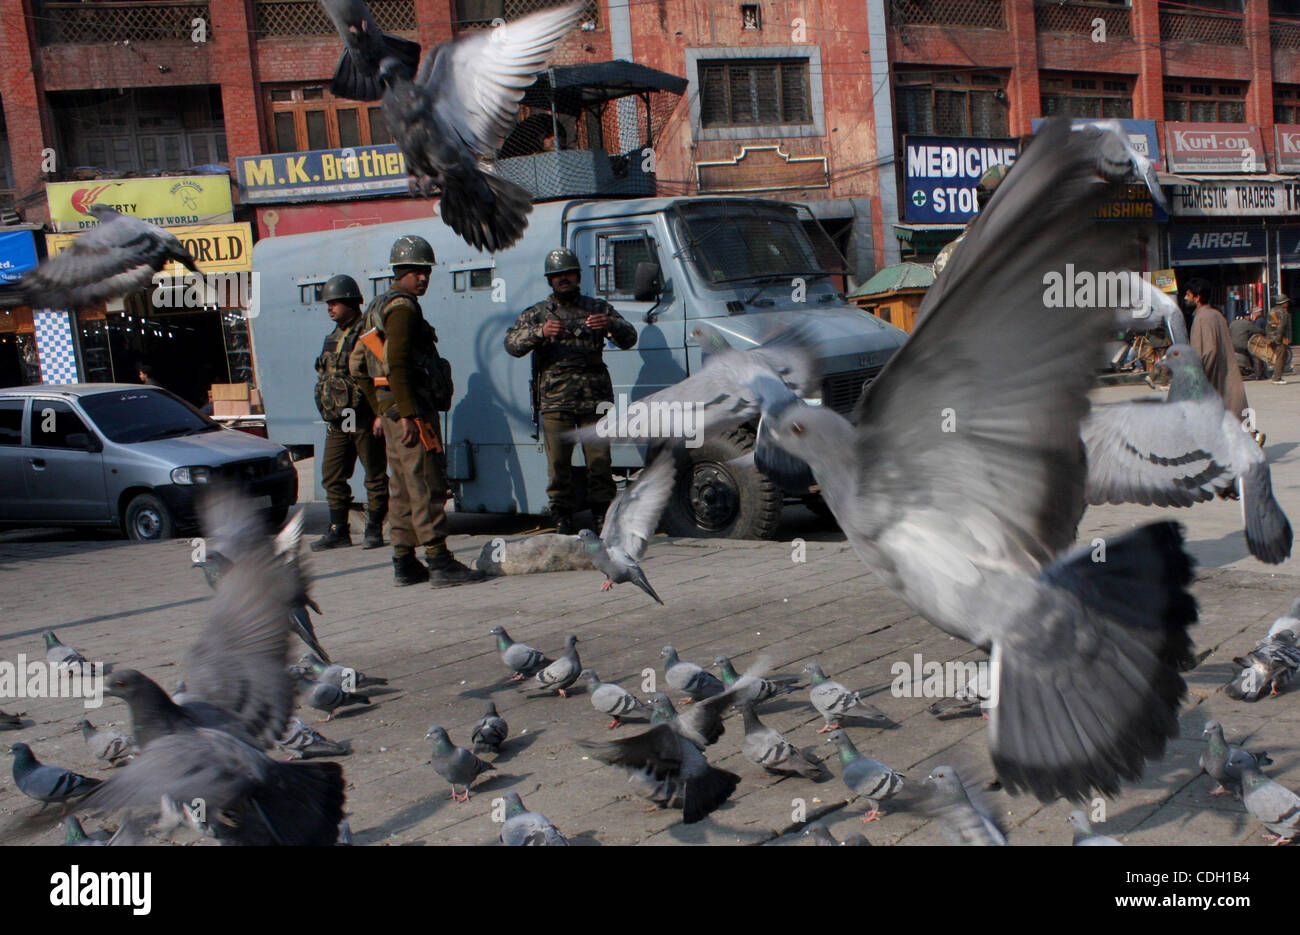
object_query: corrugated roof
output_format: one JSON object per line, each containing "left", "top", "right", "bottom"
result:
{"left": 847, "top": 262, "right": 935, "bottom": 297}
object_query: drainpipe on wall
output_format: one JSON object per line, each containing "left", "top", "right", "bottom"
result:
{"left": 866, "top": 0, "right": 900, "bottom": 266}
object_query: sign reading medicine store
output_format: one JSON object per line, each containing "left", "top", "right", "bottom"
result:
{"left": 236, "top": 144, "right": 411, "bottom": 204}
{"left": 902, "top": 135, "right": 1017, "bottom": 224}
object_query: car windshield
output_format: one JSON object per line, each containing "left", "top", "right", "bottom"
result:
{"left": 78, "top": 389, "right": 220, "bottom": 444}
{"left": 674, "top": 201, "right": 842, "bottom": 284}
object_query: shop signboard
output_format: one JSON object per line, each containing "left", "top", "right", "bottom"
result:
{"left": 0, "top": 230, "right": 38, "bottom": 284}
{"left": 1164, "top": 122, "right": 1266, "bottom": 173}
{"left": 1168, "top": 225, "right": 1266, "bottom": 264}
{"left": 46, "top": 176, "right": 234, "bottom": 233}
{"left": 902, "top": 135, "right": 1018, "bottom": 224}
{"left": 1276, "top": 125, "right": 1300, "bottom": 174}
{"left": 236, "top": 144, "right": 411, "bottom": 204}
{"left": 45, "top": 222, "right": 254, "bottom": 276}
{"left": 1168, "top": 177, "right": 1300, "bottom": 217}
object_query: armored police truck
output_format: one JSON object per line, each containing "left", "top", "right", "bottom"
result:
{"left": 250, "top": 196, "right": 908, "bottom": 539}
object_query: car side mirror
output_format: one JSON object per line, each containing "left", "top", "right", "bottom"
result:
{"left": 66, "top": 432, "right": 100, "bottom": 452}
{"left": 633, "top": 261, "right": 662, "bottom": 302}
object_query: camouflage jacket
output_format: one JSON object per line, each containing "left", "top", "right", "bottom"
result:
{"left": 504, "top": 292, "right": 637, "bottom": 413}
{"left": 314, "top": 316, "right": 371, "bottom": 423}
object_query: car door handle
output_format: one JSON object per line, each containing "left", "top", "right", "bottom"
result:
{"left": 28, "top": 458, "right": 45, "bottom": 470}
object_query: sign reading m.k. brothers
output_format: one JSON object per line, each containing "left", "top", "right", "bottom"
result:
{"left": 236, "top": 145, "right": 411, "bottom": 204}
{"left": 46, "top": 177, "right": 234, "bottom": 233}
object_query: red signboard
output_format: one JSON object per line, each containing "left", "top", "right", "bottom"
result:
{"left": 1165, "top": 122, "right": 1266, "bottom": 173}
{"left": 1277, "top": 125, "right": 1300, "bottom": 174}
{"left": 254, "top": 199, "right": 439, "bottom": 239}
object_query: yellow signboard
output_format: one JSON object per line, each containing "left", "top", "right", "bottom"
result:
{"left": 46, "top": 222, "right": 254, "bottom": 275}
{"left": 1150, "top": 268, "right": 1178, "bottom": 294}
{"left": 46, "top": 177, "right": 234, "bottom": 233}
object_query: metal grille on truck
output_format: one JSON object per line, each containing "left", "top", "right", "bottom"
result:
{"left": 821, "top": 367, "right": 882, "bottom": 415}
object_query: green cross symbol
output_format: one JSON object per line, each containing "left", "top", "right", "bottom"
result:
{"left": 911, "top": 190, "right": 927, "bottom": 207}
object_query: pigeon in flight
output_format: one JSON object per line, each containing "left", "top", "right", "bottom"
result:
{"left": 1069, "top": 119, "right": 1168, "bottom": 211}
{"left": 749, "top": 117, "right": 1200, "bottom": 803}
{"left": 1083, "top": 344, "right": 1292, "bottom": 565}
{"left": 318, "top": 0, "right": 421, "bottom": 101}
{"left": 577, "top": 451, "right": 676, "bottom": 604}
{"left": 6, "top": 205, "right": 199, "bottom": 310}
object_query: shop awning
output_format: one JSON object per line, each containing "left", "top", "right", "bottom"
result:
{"left": 848, "top": 261, "right": 935, "bottom": 298}
{"left": 892, "top": 223, "right": 964, "bottom": 251}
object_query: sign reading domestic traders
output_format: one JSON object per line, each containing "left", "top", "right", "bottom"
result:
{"left": 236, "top": 144, "right": 411, "bottom": 204}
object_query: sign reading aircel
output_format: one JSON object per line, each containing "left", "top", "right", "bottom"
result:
{"left": 902, "top": 136, "right": 1017, "bottom": 223}
{"left": 1165, "top": 122, "right": 1266, "bottom": 173}
{"left": 46, "top": 177, "right": 234, "bottom": 233}
{"left": 236, "top": 144, "right": 411, "bottom": 204}
{"left": 1168, "top": 225, "right": 1266, "bottom": 264}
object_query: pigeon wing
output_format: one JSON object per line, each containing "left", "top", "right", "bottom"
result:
{"left": 601, "top": 450, "right": 676, "bottom": 560}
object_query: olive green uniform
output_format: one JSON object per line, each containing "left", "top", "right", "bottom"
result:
{"left": 351, "top": 288, "right": 455, "bottom": 555}
{"left": 504, "top": 292, "right": 637, "bottom": 514}
{"left": 314, "top": 317, "right": 388, "bottom": 513}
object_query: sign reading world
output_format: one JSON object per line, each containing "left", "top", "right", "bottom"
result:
{"left": 902, "top": 136, "right": 1017, "bottom": 224}
{"left": 236, "top": 144, "right": 411, "bottom": 204}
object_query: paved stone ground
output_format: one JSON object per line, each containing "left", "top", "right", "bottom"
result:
{"left": 2, "top": 379, "right": 1299, "bottom": 847}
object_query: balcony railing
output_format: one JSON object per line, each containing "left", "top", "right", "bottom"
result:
{"left": 1273, "top": 19, "right": 1300, "bottom": 50}
{"left": 38, "top": 2, "right": 211, "bottom": 45}
{"left": 454, "top": 0, "right": 600, "bottom": 31}
{"left": 890, "top": 0, "right": 1006, "bottom": 30}
{"left": 1035, "top": 1, "right": 1132, "bottom": 38}
{"left": 1159, "top": 7, "right": 1244, "bottom": 45}
{"left": 253, "top": 0, "right": 416, "bottom": 38}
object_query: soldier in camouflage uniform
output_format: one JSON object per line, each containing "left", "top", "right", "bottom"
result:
{"left": 350, "top": 235, "right": 484, "bottom": 588}
{"left": 504, "top": 247, "right": 638, "bottom": 534}
{"left": 311, "top": 274, "right": 388, "bottom": 551}
{"left": 931, "top": 163, "right": 1009, "bottom": 276}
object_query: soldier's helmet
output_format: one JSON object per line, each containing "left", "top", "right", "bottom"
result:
{"left": 321, "top": 274, "right": 363, "bottom": 304}
{"left": 544, "top": 247, "right": 580, "bottom": 277}
{"left": 389, "top": 235, "right": 435, "bottom": 268}
{"left": 975, "top": 164, "right": 1009, "bottom": 208}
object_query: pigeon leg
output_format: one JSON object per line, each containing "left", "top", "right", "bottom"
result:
{"left": 457, "top": 787, "right": 471, "bottom": 803}
{"left": 679, "top": 697, "right": 694, "bottom": 707}
{"left": 319, "top": 713, "right": 334, "bottom": 723}
{"left": 1210, "top": 785, "right": 1231, "bottom": 795}
{"left": 860, "top": 807, "right": 882, "bottom": 823}
{"left": 558, "top": 688, "right": 569, "bottom": 698}
{"left": 508, "top": 673, "right": 525, "bottom": 682}
{"left": 600, "top": 580, "right": 613, "bottom": 592}
{"left": 815, "top": 722, "right": 840, "bottom": 734}
{"left": 448, "top": 786, "right": 459, "bottom": 801}
{"left": 606, "top": 717, "right": 622, "bottom": 729}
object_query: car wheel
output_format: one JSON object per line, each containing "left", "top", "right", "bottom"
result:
{"left": 267, "top": 505, "right": 290, "bottom": 530}
{"left": 662, "top": 427, "right": 783, "bottom": 540}
{"left": 124, "top": 493, "right": 175, "bottom": 542}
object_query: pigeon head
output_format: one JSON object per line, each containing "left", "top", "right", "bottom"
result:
{"left": 925, "top": 765, "right": 965, "bottom": 798}
{"left": 647, "top": 694, "right": 677, "bottom": 722}
{"left": 8, "top": 742, "right": 34, "bottom": 766}
{"left": 484, "top": 700, "right": 499, "bottom": 717}
{"left": 1158, "top": 343, "right": 1211, "bottom": 399}
{"left": 802, "top": 662, "right": 827, "bottom": 682}
{"left": 86, "top": 204, "right": 123, "bottom": 223}
{"left": 713, "top": 656, "right": 739, "bottom": 682}
{"left": 425, "top": 726, "right": 453, "bottom": 752}
{"left": 565, "top": 635, "right": 580, "bottom": 649}
{"left": 1066, "top": 810, "right": 1090, "bottom": 830}
{"left": 1289, "top": 597, "right": 1300, "bottom": 618}
{"left": 105, "top": 668, "right": 169, "bottom": 703}
{"left": 839, "top": 833, "right": 870, "bottom": 846}
{"left": 77, "top": 719, "right": 93, "bottom": 734}
{"left": 42, "top": 631, "right": 61, "bottom": 649}
{"left": 1238, "top": 766, "right": 1268, "bottom": 791}
{"left": 298, "top": 653, "right": 327, "bottom": 673}
{"left": 577, "top": 529, "right": 601, "bottom": 550}
{"left": 1202, "top": 720, "right": 1222, "bottom": 737}
{"left": 660, "top": 645, "right": 678, "bottom": 663}
{"left": 580, "top": 668, "right": 598, "bottom": 685}
{"left": 502, "top": 792, "right": 527, "bottom": 817}
{"left": 822, "top": 728, "right": 850, "bottom": 747}
{"left": 62, "top": 816, "right": 89, "bottom": 843}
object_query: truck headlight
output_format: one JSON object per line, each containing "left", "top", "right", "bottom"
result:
{"left": 171, "top": 466, "right": 212, "bottom": 485}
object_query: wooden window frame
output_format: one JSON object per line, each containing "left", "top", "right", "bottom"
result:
{"left": 263, "top": 84, "right": 392, "bottom": 153}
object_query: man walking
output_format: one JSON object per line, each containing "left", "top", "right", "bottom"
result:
{"left": 311, "top": 274, "right": 388, "bottom": 551}
{"left": 1186, "top": 277, "right": 1261, "bottom": 459}
{"left": 351, "top": 235, "right": 484, "bottom": 587}
{"left": 1266, "top": 293, "right": 1292, "bottom": 385}
{"left": 504, "top": 247, "right": 637, "bottom": 534}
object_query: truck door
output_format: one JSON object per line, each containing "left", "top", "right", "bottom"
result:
{"left": 571, "top": 223, "right": 686, "bottom": 467}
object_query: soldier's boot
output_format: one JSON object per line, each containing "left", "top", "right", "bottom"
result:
{"left": 589, "top": 502, "right": 611, "bottom": 536}
{"left": 311, "top": 509, "right": 352, "bottom": 551}
{"left": 362, "top": 510, "right": 385, "bottom": 550}
{"left": 427, "top": 548, "right": 487, "bottom": 588}
{"left": 554, "top": 513, "right": 576, "bottom": 536}
{"left": 393, "top": 551, "right": 430, "bottom": 587}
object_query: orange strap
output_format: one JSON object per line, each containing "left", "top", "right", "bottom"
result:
{"left": 359, "top": 328, "right": 389, "bottom": 387}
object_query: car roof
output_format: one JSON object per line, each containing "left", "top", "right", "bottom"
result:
{"left": 0, "top": 383, "right": 155, "bottom": 399}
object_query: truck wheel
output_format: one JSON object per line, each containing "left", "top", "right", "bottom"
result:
{"left": 124, "top": 493, "right": 175, "bottom": 542}
{"left": 662, "top": 427, "right": 783, "bottom": 540}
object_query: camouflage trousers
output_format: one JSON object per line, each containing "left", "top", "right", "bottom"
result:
{"left": 382, "top": 412, "right": 451, "bottom": 553}
{"left": 541, "top": 409, "right": 615, "bottom": 516}
{"left": 320, "top": 421, "right": 389, "bottom": 513}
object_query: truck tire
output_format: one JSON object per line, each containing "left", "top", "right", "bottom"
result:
{"left": 124, "top": 492, "right": 175, "bottom": 542}
{"left": 662, "top": 427, "right": 782, "bottom": 540}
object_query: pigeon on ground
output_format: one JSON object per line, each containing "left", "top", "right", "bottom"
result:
{"left": 662, "top": 645, "right": 725, "bottom": 704}
{"left": 1082, "top": 344, "right": 1292, "bottom": 565}
{"left": 926, "top": 669, "right": 991, "bottom": 719}
{"left": 0, "top": 710, "right": 25, "bottom": 730}
{"left": 490, "top": 626, "right": 552, "bottom": 681}
{"left": 577, "top": 451, "right": 675, "bottom": 604}
{"left": 804, "top": 822, "right": 870, "bottom": 846}
{"left": 4, "top": 205, "right": 200, "bottom": 310}
{"left": 296, "top": 673, "right": 371, "bottom": 721}
{"left": 715, "top": 656, "right": 802, "bottom": 705}
{"left": 500, "top": 791, "right": 568, "bottom": 846}
{"left": 426, "top": 726, "right": 495, "bottom": 802}
{"left": 364, "top": 2, "right": 585, "bottom": 251}
{"left": 578, "top": 687, "right": 743, "bottom": 824}
{"left": 823, "top": 729, "right": 902, "bottom": 820}
{"left": 534, "top": 635, "right": 582, "bottom": 697}
{"left": 82, "top": 489, "right": 346, "bottom": 846}
{"left": 1240, "top": 766, "right": 1300, "bottom": 845}
{"left": 275, "top": 716, "right": 351, "bottom": 759}
{"left": 298, "top": 652, "right": 387, "bottom": 689}
{"left": 582, "top": 669, "right": 652, "bottom": 728}
{"left": 923, "top": 766, "right": 1007, "bottom": 846}
{"left": 1225, "top": 631, "right": 1300, "bottom": 701}
{"left": 471, "top": 701, "right": 509, "bottom": 754}
{"left": 61, "top": 815, "right": 135, "bottom": 846}
{"left": 740, "top": 703, "right": 824, "bottom": 778}
{"left": 1069, "top": 119, "right": 1169, "bottom": 211}
{"left": 1267, "top": 598, "right": 1300, "bottom": 641}
{"left": 803, "top": 663, "right": 887, "bottom": 733}
{"left": 1068, "top": 810, "right": 1123, "bottom": 845}
{"left": 78, "top": 719, "right": 136, "bottom": 768}
{"left": 318, "top": 0, "right": 422, "bottom": 101}
{"left": 1200, "top": 721, "right": 1271, "bottom": 797}
{"left": 750, "top": 118, "right": 1200, "bottom": 803}
{"left": 9, "top": 743, "right": 101, "bottom": 813}
{"left": 43, "top": 630, "right": 87, "bottom": 670}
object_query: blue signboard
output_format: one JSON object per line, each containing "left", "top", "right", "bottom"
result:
{"left": 1280, "top": 228, "right": 1300, "bottom": 267}
{"left": 902, "top": 135, "right": 1018, "bottom": 224}
{"left": 235, "top": 144, "right": 410, "bottom": 204}
{"left": 0, "top": 229, "right": 37, "bottom": 284}
{"left": 1030, "top": 118, "right": 1162, "bottom": 167}
{"left": 1169, "top": 225, "right": 1266, "bottom": 264}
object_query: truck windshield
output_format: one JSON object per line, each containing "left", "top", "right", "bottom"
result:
{"left": 675, "top": 201, "right": 841, "bottom": 284}
{"left": 80, "top": 389, "right": 219, "bottom": 444}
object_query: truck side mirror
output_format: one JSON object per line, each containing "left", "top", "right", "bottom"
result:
{"left": 633, "top": 261, "right": 662, "bottom": 302}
